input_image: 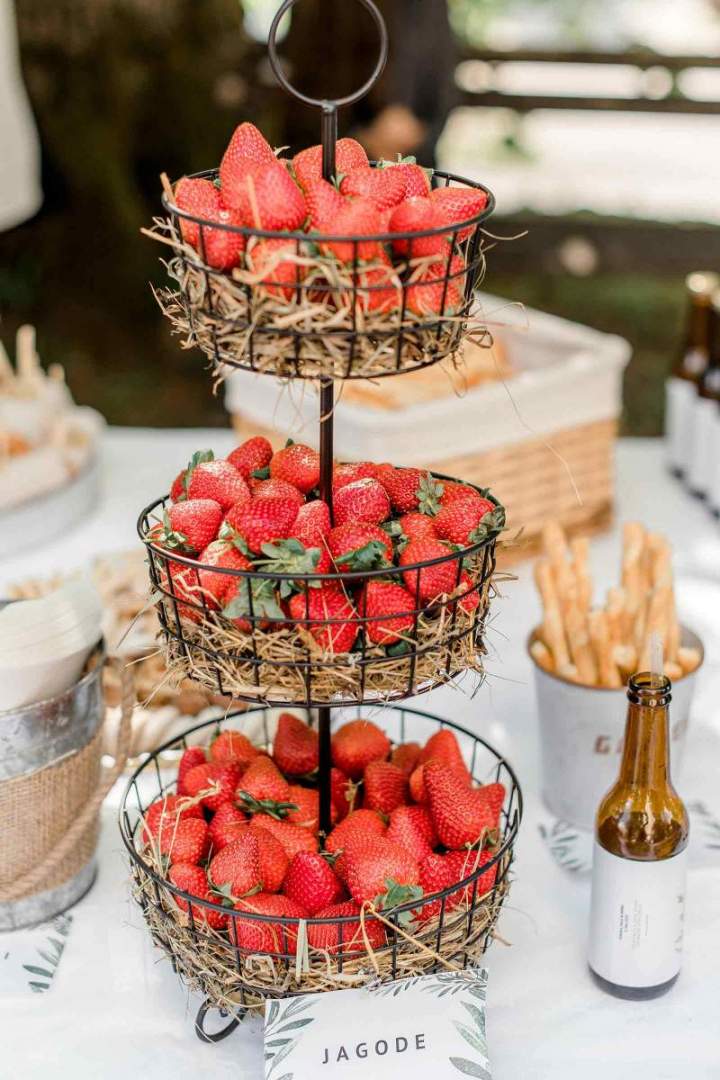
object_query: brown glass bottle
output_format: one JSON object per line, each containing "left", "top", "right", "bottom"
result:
{"left": 666, "top": 271, "right": 718, "bottom": 478}
{"left": 588, "top": 673, "right": 689, "bottom": 999}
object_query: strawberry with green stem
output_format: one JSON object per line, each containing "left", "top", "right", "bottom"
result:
{"left": 227, "top": 436, "right": 273, "bottom": 480}
{"left": 223, "top": 495, "right": 299, "bottom": 555}
{"left": 160, "top": 499, "right": 223, "bottom": 555}
{"left": 170, "top": 449, "right": 214, "bottom": 504}
{"left": 208, "top": 832, "right": 263, "bottom": 900}
{"left": 293, "top": 137, "right": 368, "bottom": 191}
{"left": 283, "top": 851, "right": 345, "bottom": 915}
{"left": 186, "top": 460, "right": 250, "bottom": 512}
{"left": 270, "top": 442, "right": 320, "bottom": 494}
{"left": 254, "top": 538, "right": 331, "bottom": 598}
{"left": 333, "top": 477, "right": 390, "bottom": 527}
{"left": 434, "top": 497, "right": 505, "bottom": 547}
{"left": 327, "top": 521, "right": 393, "bottom": 572}
{"left": 343, "top": 834, "right": 420, "bottom": 905}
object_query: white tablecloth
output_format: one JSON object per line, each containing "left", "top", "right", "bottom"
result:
{"left": 2, "top": 429, "right": 719, "bottom": 1079}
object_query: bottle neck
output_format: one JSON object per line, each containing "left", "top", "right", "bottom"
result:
{"left": 618, "top": 700, "right": 671, "bottom": 790}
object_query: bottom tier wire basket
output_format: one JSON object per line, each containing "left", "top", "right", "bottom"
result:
{"left": 119, "top": 704, "right": 521, "bottom": 1040}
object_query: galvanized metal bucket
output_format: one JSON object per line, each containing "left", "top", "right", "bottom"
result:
{"left": 0, "top": 648, "right": 132, "bottom": 931}
{"left": 529, "top": 627, "right": 703, "bottom": 831}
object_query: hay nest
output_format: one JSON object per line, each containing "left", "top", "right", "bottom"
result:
{"left": 156, "top": 568, "right": 495, "bottom": 706}
{"left": 131, "top": 848, "right": 511, "bottom": 1017}
{"left": 146, "top": 216, "right": 490, "bottom": 381}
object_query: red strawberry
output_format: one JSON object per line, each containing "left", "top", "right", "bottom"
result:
{"left": 198, "top": 206, "right": 246, "bottom": 271}
{"left": 380, "top": 468, "right": 440, "bottom": 514}
{"left": 237, "top": 161, "right": 306, "bottom": 232}
{"left": 164, "top": 499, "right": 223, "bottom": 554}
{"left": 331, "top": 766, "right": 354, "bottom": 821}
{"left": 177, "top": 746, "right": 207, "bottom": 795}
{"left": 284, "top": 852, "right": 345, "bottom": 915}
{"left": 390, "top": 161, "right": 432, "bottom": 198}
{"left": 219, "top": 121, "right": 276, "bottom": 208}
{"left": 286, "top": 785, "right": 321, "bottom": 831}
{"left": 433, "top": 495, "right": 496, "bottom": 546}
{"left": 158, "top": 817, "right": 210, "bottom": 866}
{"left": 247, "top": 238, "right": 303, "bottom": 301}
{"left": 221, "top": 572, "right": 284, "bottom": 634}
{"left": 168, "top": 863, "right": 228, "bottom": 929}
{"left": 287, "top": 585, "right": 359, "bottom": 654}
{"left": 398, "top": 511, "right": 438, "bottom": 542}
{"left": 333, "top": 461, "right": 381, "bottom": 491}
{"left": 415, "top": 852, "right": 460, "bottom": 922}
{"left": 230, "top": 893, "right": 308, "bottom": 954}
{"left": 247, "top": 824, "right": 289, "bottom": 892}
{"left": 333, "top": 478, "right": 390, "bottom": 527}
{"left": 360, "top": 581, "right": 416, "bottom": 645}
{"left": 293, "top": 137, "right": 368, "bottom": 191}
{"left": 399, "top": 538, "right": 459, "bottom": 603}
{"left": 456, "top": 571, "right": 480, "bottom": 614}
{"left": 194, "top": 541, "right": 252, "bottom": 606}
{"left": 142, "top": 794, "right": 202, "bottom": 842}
{"left": 273, "top": 712, "right": 319, "bottom": 777}
{"left": 227, "top": 436, "right": 273, "bottom": 480}
{"left": 305, "top": 177, "right": 346, "bottom": 229}
{"left": 186, "top": 460, "right": 250, "bottom": 512}
{"left": 406, "top": 260, "right": 463, "bottom": 317}
{"left": 388, "top": 197, "right": 447, "bottom": 258}
{"left": 386, "top": 805, "right": 437, "bottom": 861}
{"left": 331, "top": 720, "right": 391, "bottom": 780}
{"left": 237, "top": 756, "right": 291, "bottom": 804}
{"left": 325, "top": 809, "right": 387, "bottom": 856}
{"left": 174, "top": 177, "right": 222, "bottom": 248}
{"left": 293, "top": 499, "right": 331, "bottom": 549}
{"left": 183, "top": 762, "right": 242, "bottom": 813}
{"left": 355, "top": 264, "right": 401, "bottom": 314}
{"left": 208, "top": 802, "right": 247, "bottom": 851}
{"left": 430, "top": 185, "right": 488, "bottom": 243}
{"left": 249, "top": 478, "right": 305, "bottom": 507}
{"left": 344, "top": 835, "right": 420, "bottom": 904}
{"left": 226, "top": 495, "right": 299, "bottom": 554}
{"left": 270, "top": 443, "right": 320, "bottom": 494}
{"left": 320, "top": 198, "right": 384, "bottom": 263}
{"left": 170, "top": 470, "right": 187, "bottom": 502}
{"left": 391, "top": 742, "right": 422, "bottom": 777}
{"left": 208, "top": 832, "right": 263, "bottom": 898}
{"left": 327, "top": 521, "right": 392, "bottom": 572}
{"left": 445, "top": 846, "right": 498, "bottom": 899}
{"left": 424, "top": 762, "right": 505, "bottom": 849}
{"left": 252, "top": 816, "right": 319, "bottom": 858}
{"left": 210, "top": 729, "right": 260, "bottom": 769}
{"left": 419, "top": 729, "right": 471, "bottom": 780}
{"left": 363, "top": 761, "right": 407, "bottom": 815}
{"left": 307, "top": 900, "right": 386, "bottom": 954}
{"left": 340, "top": 166, "right": 406, "bottom": 210}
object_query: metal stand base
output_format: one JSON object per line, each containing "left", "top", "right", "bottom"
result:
{"left": 195, "top": 1000, "right": 243, "bottom": 1043}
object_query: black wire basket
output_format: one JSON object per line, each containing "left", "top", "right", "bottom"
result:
{"left": 150, "top": 166, "right": 494, "bottom": 382}
{"left": 119, "top": 704, "right": 522, "bottom": 1042}
{"left": 138, "top": 475, "right": 502, "bottom": 708}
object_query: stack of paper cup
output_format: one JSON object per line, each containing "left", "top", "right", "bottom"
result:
{"left": 0, "top": 578, "right": 103, "bottom": 710}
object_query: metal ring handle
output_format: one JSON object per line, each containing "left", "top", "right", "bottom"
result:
{"left": 267, "top": 0, "right": 388, "bottom": 110}
{"left": 195, "top": 1001, "right": 242, "bottom": 1043}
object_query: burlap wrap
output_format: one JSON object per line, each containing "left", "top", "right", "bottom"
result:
{"left": 0, "top": 658, "right": 133, "bottom": 905}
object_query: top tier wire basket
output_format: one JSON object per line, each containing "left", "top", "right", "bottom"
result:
{"left": 147, "top": 0, "right": 495, "bottom": 382}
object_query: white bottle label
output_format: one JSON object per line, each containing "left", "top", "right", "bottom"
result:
{"left": 665, "top": 377, "right": 696, "bottom": 473}
{"left": 688, "top": 396, "right": 717, "bottom": 495}
{"left": 588, "top": 841, "right": 686, "bottom": 988}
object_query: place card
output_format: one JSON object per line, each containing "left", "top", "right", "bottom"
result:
{"left": 264, "top": 967, "right": 491, "bottom": 1080}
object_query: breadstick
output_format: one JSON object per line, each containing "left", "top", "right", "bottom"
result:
{"left": 564, "top": 597, "right": 597, "bottom": 685}
{"left": 542, "top": 521, "right": 569, "bottom": 562}
{"left": 621, "top": 522, "right": 646, "bottom": 639}
{"left": 605, "top": 586, "right": 626, "bottom": 647}
{"left": 639, "top": 585, "right": 672, "bottom": 669}
{"left": 613, "top": 643, "right": 636, "bottom": 680}
{"left": 533, "top": 559, "right": 571, "bottom": 672}
{"left": 530, "top": 639, "right": 554, "bottom": 674}
{"left": 589, "top": 610, "right": 622, "bottom": 688}
{"left": 666, "top": 588, "right": 680, "bottom": 663}
{"left": 664, "top": 662, "right": 683, "bottom": 681}
{"left": 570, "top": 536, "right": 593, "bottom": 613}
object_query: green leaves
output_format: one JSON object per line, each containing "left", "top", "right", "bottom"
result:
{"left": 467, "top": 505, "right": 506, "bottom": 545}
{"left": 335, "top": 539, "right": 389, "bottom": 572}
{"left": 374, "top": 878, "right": 424, "bottom": 926}
{"left": 251, "top": 465, "right": 270, "bottom": 480}
{"left": 223, "top": 576, "right": 285, "bottom": 622}
{"left": 236, "top": 792, "right": 298, "bottom": 820}
{"left": 160, "top": 510, "right": 194, "bottom": 553}
{"left": 256, "top": 539, "right": 325, "bottom": 597}
{"left": 417, "top": 472, "right": 444, "bottom": 516}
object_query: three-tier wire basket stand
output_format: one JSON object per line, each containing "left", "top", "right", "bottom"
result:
{"left": 120, "top": 0, "right": 522, "bottom": 1043}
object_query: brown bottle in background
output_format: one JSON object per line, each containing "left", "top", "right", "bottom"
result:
{"left": 666, "top": 271, "right": 718, "bottom": 478}
{"left": 588, "top": 672, "right": 689, "bottom": 999}
{"left": 687, "top": 288, "right": 720, "bottom": 498}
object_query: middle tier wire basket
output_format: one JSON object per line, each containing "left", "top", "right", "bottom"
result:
{"left": 138, "top": 475, "right": 503, "bottom": 708}
{"left": 148, "top": 165, "right": 494, "bottom": 382}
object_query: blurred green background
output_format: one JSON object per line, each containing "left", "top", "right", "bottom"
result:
{"left": 2, "top": 0, "right": 718, "bottom": 434}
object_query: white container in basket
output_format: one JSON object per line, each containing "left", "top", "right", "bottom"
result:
{"left": 529, "top": 628, "right": 703, "bottom": 831}
{"left": 223, "top": 292, "right": 630, "bottom": 464}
